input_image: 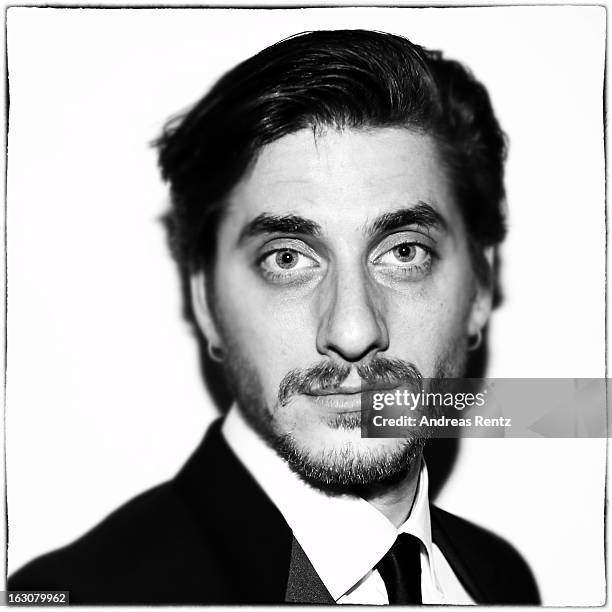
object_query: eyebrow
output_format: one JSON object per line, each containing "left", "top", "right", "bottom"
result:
{"left": 367, "top": 202, "right": 448, "bottom": 237}
{"left": 238, "top": 213, "right": 322, "bottom": 244}
{"left": 237, "top": 202, "right": 448, "bottom": 246}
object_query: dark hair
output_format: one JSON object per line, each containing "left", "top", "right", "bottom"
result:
{"left": 155, "top": 29, "right": 507, "bottom": 285}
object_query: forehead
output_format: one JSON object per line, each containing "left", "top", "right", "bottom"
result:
{"left": 225, "top": 127, "right": 460, "bottom": 234}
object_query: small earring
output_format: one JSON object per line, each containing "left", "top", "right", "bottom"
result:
{"left": 207, "top": 342, "right": 225, "bottom": 363}
{"left": 467, "top": 329, "right": 482, "bottom": 352}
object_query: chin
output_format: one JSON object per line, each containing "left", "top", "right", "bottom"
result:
{"left": 272, "top": 411, "right": 425, "bottom": 488}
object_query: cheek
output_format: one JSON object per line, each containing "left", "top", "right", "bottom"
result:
{"left": 213, "top": 265, "right": 316, "bottom": 388}
{"left": 385, "top": 267, "right": 475, "bottom": 370}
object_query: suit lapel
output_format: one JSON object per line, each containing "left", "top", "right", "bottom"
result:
{"left": 430, "top": 505, "right": 487, "bottom": 604}
{"left": 285, "top": 537, "right": 335, "bottom": 604}
{"left": 173, "top": 419, "right": 294, "bottom": 603}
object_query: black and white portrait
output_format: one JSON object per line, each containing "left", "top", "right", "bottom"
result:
{"left": 5, "top": 5, "right": 606, "bottom": 606}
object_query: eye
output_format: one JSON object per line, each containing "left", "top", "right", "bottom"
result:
{"left": 375, "top": 242, "right": 431, "bottom": 267}
{"left": 370, "top": 235, "right": 436, "bottom": 283}
{"left": 259, "top": 248, "right": 319, "bottom": 275}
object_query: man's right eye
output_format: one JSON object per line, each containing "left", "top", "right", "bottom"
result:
{"left": 258, "top": 248, "right": 320, "bottom": 281}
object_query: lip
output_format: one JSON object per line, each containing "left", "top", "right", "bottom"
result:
{"left": 310, "top": 383, "right": 404, "bottom": 397}
{"left": 302, "top": 384, "right": 404, "bottom": 412}
{"left": 307, "top": 382, "right": 403, "bottom": 396}
{"left": 307, "top": 386, "right": 362, "bottom": 396}
{"left": 306, "top": 392, "right": 365, "bottom": 412}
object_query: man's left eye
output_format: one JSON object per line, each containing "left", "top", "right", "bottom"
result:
{"left": 375, "top": 242, "right": 431, "bottom": 266}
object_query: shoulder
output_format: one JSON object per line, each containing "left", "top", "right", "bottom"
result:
{"left": 431, "top": 505, "right": 540, "bottom": 604}
{"left": 431, "top": 504, "right": 529, "bottom": 567}
{"left": 8, "top": 480, "right": 225, "bottom": 603}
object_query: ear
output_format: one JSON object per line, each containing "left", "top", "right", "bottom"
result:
{"left": 190, "top": 270, "right": 222, "bottom": 348}
{"left": 467, "top": 247, "right": 495, "bottom": 337}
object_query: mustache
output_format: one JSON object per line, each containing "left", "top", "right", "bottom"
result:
{"left": 278, "top": 357, "right": 422, "bottom": 406}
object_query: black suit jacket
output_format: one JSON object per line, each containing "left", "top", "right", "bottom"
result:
{"left": 9, "top": 420, "right": 540, "bottom": 604}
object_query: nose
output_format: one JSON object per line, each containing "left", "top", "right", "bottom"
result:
{"left": 316, "top": 264, "right": 389, "bottom": 363}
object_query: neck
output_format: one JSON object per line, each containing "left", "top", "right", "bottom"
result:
{"left": 356, "top": 456, "right": 422, "bottom": 528}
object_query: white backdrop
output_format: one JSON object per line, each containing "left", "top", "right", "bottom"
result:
{"left": 6, "top": 6, "right": 606, "bottom": 606}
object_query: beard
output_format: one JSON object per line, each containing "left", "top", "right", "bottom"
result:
{"left": 219, "top": 333, "right": 469, "bottom": 489}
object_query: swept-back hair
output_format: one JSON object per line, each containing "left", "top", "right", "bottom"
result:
{"left": 155, "top": 29, "right": 507, "bottom": 284}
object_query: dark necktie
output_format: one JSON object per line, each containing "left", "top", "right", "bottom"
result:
{"left": 376, "top": 533, "right": 423, "bottom": 604}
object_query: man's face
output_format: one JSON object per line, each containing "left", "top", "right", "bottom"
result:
{"left": 192, "top": 127, "right": 491, "bottom": 486}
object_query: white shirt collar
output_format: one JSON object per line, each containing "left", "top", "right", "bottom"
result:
{"left": 222, "top": 405, "right": 438, "bottom": 601}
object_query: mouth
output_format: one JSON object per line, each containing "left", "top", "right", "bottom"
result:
{"left": 307, "top": 393, "right": 364, "bottom": 412}
{"left": 304, "top": 384, "right": 400, "bottom": 413}
{"left": 308, "top": 386, "right": 362, "bottom": 396}
{"left": 305, "top": 385, "right": 397, "bottom": 413}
